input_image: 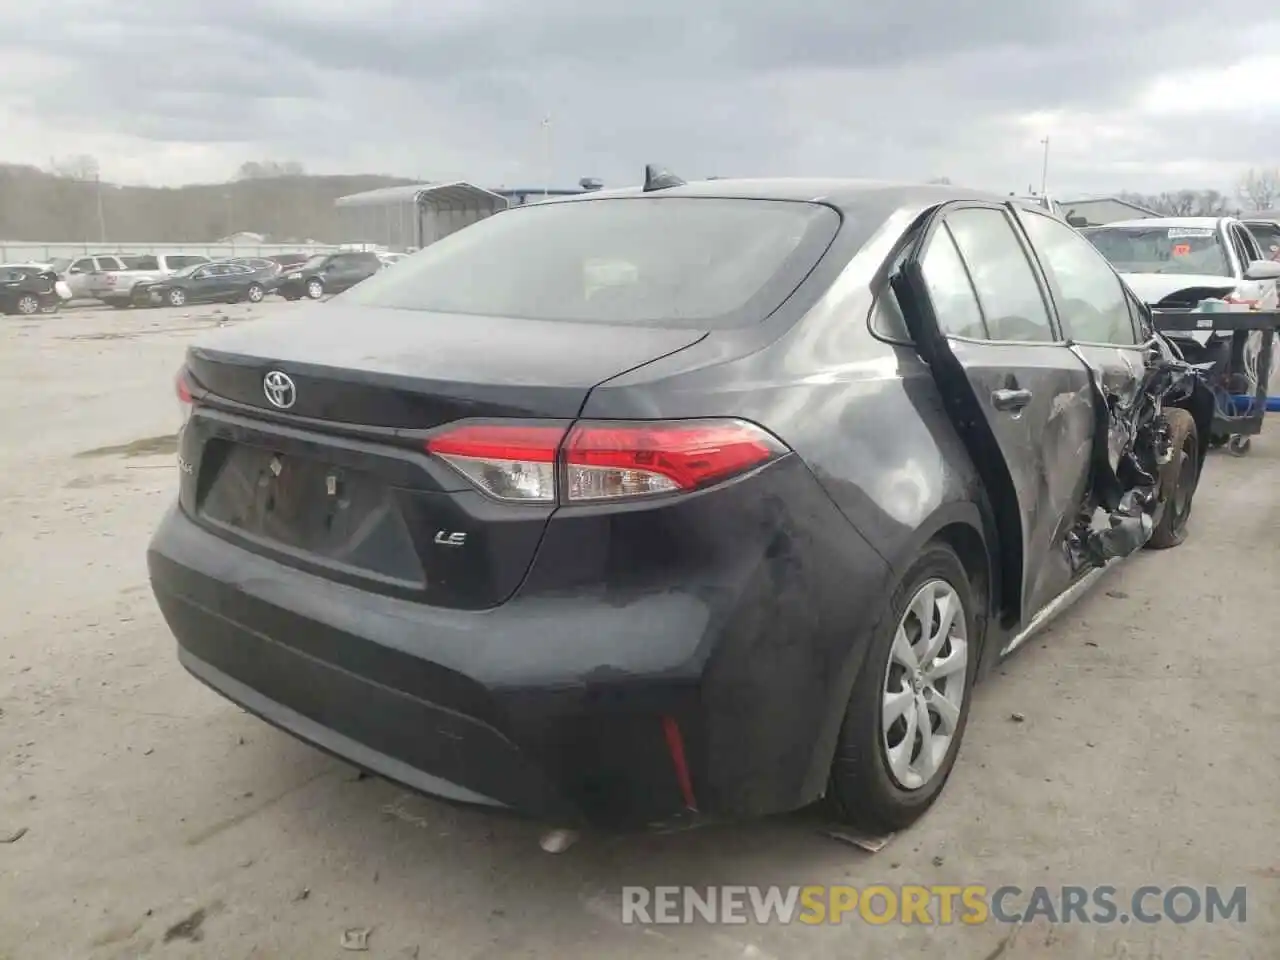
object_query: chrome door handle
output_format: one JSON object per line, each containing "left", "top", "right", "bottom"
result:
{"left": 991, "top": 388, "right": 1033, "bottom": 412}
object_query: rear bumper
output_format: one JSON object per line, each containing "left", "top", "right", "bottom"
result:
{"left": 148, "top": 458, "right": 891, "bottom": 828}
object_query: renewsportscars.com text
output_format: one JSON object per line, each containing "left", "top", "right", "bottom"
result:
{"left": 621, "top": 885, "right": 1248, "bottom": 926}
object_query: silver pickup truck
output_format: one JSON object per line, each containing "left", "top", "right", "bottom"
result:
{"left": 87, "top": 253, "right": 211, "bottom": 307}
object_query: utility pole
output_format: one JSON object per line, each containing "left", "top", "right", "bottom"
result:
{"left": 94, "top": 172, "right": 107, "bottom": 244}
{"left": 1040, "top": 137, "right": 1050, "bottom": 197}
{"left": 542, "top": 115, "right": 552, "bottom": 199}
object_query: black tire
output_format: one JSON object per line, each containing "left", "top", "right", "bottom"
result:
{"left": 15, "top": 294, "right": 40, "bottom": 316}
{"left": 1146, "top": 408, "right": 1199, "bottom": 550}
{"left": 40, "top": 302, "right": 59, "bottom": 314}
{"left": 305, "top": 278, "right": 324, "bottom": 300}
{"left": 827, "top": 541, "right": 979, "bottom": 832}
{"left": 110, "top": 301, "right": 130, "bottom": 310}
{"left": 284, "top": 294, "right": 301, "bottom": 301}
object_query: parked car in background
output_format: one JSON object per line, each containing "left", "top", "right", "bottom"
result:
{"left": 274, "top": 251, "right": 381, "bottom": 300}
{"left": 1, "top": 264, "right": 73, "bottom": 310}
{"left": 0, "top": 265, "right": 64, "bottom": 315}
{"left": 1242, "top": 218, "right": 1280, "bottom": 261}
{"left": 150, "top": 177, "right": 1212, "bottom": 833}
{"left": 139, "top": 261, "right": 277, "bottom": 308}
{"left": 50, "top": 254, "right": 130, "bottom": 299}
{"left": 1082, "top": 216, "right": 1280, "bottom": 308}
{"left": 376, "top": 252, "right": 409, "bottom": 267}
{"left": 89, "top": 253, "right": 213, "bottom": 308}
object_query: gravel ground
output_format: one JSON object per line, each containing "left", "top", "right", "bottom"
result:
{"left": 1, "top": 303, "right": 1277, "bottom": 959}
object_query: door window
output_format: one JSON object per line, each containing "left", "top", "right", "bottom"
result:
{"left": 1020, "top": 211, "right": 1137, "bottom": 344}
{"left": 1225, "top": 226, "right": 1250, "bottom": 275}
{"left": 1245, "top": 222, "right": 1280, "bottom": 260}
{"left": 70, "top": 258, "right": 92, "bottom": 274}
{"left": 1231, "top": 225, "right": 1262, "bottom": 267}
{"left": 919, "top": 226, "right": 987, "bottom": 339}
{"left": 944, "top": 208, "right": 1056, "bottom": 342}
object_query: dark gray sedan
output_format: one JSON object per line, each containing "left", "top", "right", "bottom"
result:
{"left": 139, "top": 261, "right": 277, "bottom": 308}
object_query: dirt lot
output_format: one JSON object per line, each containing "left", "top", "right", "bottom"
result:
{"left": 1, "top": 303, "right": 1277, "bottom": 959}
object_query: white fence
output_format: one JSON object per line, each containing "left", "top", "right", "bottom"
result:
{"left": 0, "top": 240, "right": 355, "bottom": 264}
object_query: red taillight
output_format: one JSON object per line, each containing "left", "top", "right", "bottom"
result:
{"left": 425, "top": 419, "right": 787, "bottom": 504}
{"left": 563, "top": 420, "right": 787, "bottom": 501}
{"left": 175, "top": 367, "right": 194, "bottom": 427}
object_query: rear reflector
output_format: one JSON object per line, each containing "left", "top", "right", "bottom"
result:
{"left": 425, "top": 419, "right": 787, "bottom": 504}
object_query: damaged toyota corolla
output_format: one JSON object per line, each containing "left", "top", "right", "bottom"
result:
{"left": 148, "top": 171, "right": 1213, "bottom": 834}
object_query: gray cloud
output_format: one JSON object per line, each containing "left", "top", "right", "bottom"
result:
{"left": 2, "top": 0, "right": 1278, "bottom": 194}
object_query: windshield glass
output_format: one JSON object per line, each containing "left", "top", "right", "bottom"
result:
{"left": 339, "top": 197, "right": 841, "bottom": 328}
{"left": 1083, "top": 224, "right": 1231, "bottom": 277}
{"left": 172, "top": 263, "right": 204, "bottom": 278}
{"left": 300, "top": 255, "right": 330, "bottom": 270}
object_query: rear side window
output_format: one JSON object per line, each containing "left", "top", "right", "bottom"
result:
{"left": 920, "top": 226, "right": 987, "bottom": 339}
{"left": 126, "top": 255, "right": 159, "bottom": 270}
{"left": 341, "top": 197, "right": 842, "bottom": 329}
{"left": 1020, "top": 212, "right": 1135, "bottom": 344}
{"left": 944, "top": 208, "right": 1055, "bottom": 342}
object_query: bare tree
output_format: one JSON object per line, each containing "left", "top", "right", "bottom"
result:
{"left": 1237, "top": 168, "right": 1280, "bottom": 212}
{"left": 49, "top": 154, "right": 100, "bottom": 181}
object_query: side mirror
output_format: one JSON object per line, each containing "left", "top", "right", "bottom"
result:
{"left": 1244, "top": 259, "right": 1280, "bottom": 281}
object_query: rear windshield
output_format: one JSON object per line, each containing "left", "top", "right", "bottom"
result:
{"left": 1084, "top": 225, "right": 1232, "bottom": 277}
{"left": 339, "top": 197, "right": 842, "bottom": 328}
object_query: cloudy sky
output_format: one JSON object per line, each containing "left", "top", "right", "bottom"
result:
{"left": 2, "top": 0, "right": 1278, "bottom": 196}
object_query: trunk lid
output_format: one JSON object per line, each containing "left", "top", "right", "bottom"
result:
{"left": 187, "top": 304, "right": 706, "bottom": 426}
{"left": 181, "top": 304, "right": 706, "bottom": 610}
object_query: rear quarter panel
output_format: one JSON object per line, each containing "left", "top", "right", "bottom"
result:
{"left": 579, "top": 224, "right": 1000, "bottom": 793}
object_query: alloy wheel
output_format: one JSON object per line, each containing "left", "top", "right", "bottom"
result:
{"left": 881, "top": 579, "right": 969, "bottom": 791}
{"left": 17, "top": 295, "right": 39, "bottom": 315}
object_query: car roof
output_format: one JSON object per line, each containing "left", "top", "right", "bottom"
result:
{"left": 1100, "top": 216, "right": 1225, "bottom": 229}
{"left": 538, "top": 177, "right": 1006, "bottom": 214}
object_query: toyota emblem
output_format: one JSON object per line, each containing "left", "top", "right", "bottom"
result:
{"left": 263, "top": 370, "right": 297, "bottom": 409}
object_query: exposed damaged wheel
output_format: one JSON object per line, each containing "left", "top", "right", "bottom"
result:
{"left": 827, "top": 542, "right": 977, "bottom": 832}
{"left": 1147, "top": 408, "right": 1199, "bottom": 550}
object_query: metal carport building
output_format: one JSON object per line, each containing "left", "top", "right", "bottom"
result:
{"left": 333, "top": 182, "right": 511, "bottom": 252}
